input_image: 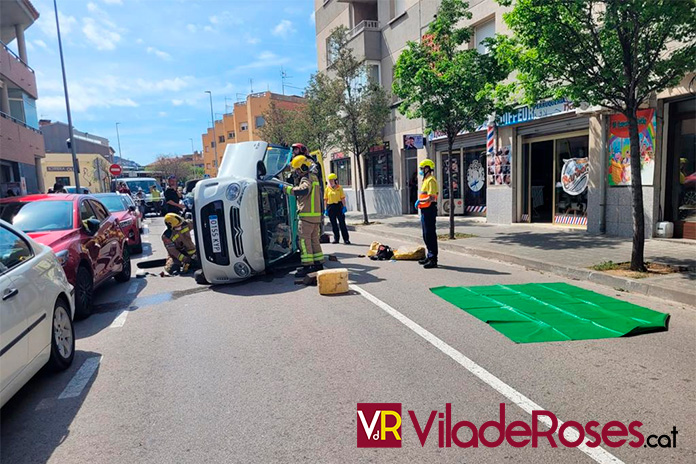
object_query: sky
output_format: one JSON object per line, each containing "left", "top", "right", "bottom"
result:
{"left": 13, "top": 0, "right": 318, "bottom": 165}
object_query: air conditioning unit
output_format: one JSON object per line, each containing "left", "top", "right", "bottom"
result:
{"left": 441, "top": 198, "right": 464, "bottom": 215}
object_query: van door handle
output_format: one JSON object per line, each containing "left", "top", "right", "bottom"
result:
{"left": 2, "top": 288, "right": 19, "bottom": 301}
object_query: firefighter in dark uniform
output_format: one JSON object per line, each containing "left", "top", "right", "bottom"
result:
{"left": 162, "top": 213, "right": 198, "bottom": 274}
{"left": 283, "top": 144, "right": 323, "bottom": 277}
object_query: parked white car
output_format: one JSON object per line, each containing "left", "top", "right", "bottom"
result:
{"left": 0, "top": 219, "right": 75, "bottom": 408}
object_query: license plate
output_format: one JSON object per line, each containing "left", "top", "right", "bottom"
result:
{"left": 209, "top": 215, "right": 222, "bottom": 253}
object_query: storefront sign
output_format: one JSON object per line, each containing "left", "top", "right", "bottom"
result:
{"left": 561, "top": 157, "right": 589, "bottom": 195}
{"left": 369, "top": 142, "right": 390, "bottom": 153}
{"left": 428, "top": 123, "right": 488, "bottom": 142}
{"left": 47, "top": 166, "right": 74, "bottom": 172}
{"left": 608, "top": 109, "right": 656, "bottom": 186}
{"left": 498, "top": 98, "right": 575, "bottom": 126}
{"left": 403, "top": 134, "right": 424, "bottom": 150}
{"left": 330, "top": 152, "right": 347, "bottom": 161}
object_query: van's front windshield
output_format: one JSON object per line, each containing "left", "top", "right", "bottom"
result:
{"left": 263, "top": 146, "right": 293, "bottom": 179}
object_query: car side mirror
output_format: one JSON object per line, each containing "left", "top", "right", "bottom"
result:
{"left": 128, "top": 205, "right": 136, "bottom": 212}
{"left": 84, "top": 218, "right": 100, "bottom": 235}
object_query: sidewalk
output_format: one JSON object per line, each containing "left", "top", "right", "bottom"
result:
{"left": 344, "top": 212, "right": 696, "bottom": 306}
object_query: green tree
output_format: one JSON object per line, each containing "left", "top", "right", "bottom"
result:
{"left": 327, "top": 26, "right": 391, "bottom": 225}
{"left": 497, "top": 0, "right": 696, "bottom": 271}
{"left": 259, "top": 102, "right": 300, "bottom": 147}
{"left": 393, "top": 0, "right": 511, "bottom": 239}
{"left": 297, "top": 72, "right": 340, "bottom": 157}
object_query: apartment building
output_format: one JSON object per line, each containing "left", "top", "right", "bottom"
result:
{"left": 42, "top": 152, "right": 111, "bottom": 193}
{"left": 201, "top": 91, "right": 305, "bottom": 177}
{"left": 316, "top": 0, "right": 696, "bottom": 239}
{"left": 40, "top": 120, "right": 116, "bottom": 161}
{"left": 0, "top": 0, "right": 44, "bottom": 197}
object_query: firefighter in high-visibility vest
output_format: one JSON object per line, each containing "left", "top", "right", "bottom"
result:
{"left": 162, "top": 213, "right": 198, "bottom": 274}
{"left": 282, "top": 144, "right": 324, "bottom": 277}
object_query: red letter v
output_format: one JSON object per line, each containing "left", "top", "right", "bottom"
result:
{"left": 409, "top": 410, "right": 437, "bottom": 447}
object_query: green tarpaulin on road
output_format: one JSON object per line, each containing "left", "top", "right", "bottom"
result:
{"left": 430, "top": 282, "right": 669, "bottom": 343}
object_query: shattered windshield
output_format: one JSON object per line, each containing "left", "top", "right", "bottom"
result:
{"left": 263, "top": 146, "right": 293, "bottom": 179}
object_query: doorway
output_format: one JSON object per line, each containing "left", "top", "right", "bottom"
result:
{"left": 665, "top": 97, "right": 696, "bottom": 238}
{"left": 529, "top": 140, "right": 554, "bottom": 222}
{"left": 405, "top": 155, "right": 418, "bottom": 214}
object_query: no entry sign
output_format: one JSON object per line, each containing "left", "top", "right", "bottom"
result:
{"left": 109, "top": 164, "right": 122, "bottom": 176}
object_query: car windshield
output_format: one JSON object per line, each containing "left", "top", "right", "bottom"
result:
{"left": 264, "top": 146, "right": 293, "bottom": 178}
{"left": 0, "top": 201, "right": 74, "bottom": 232}
{"left": 124, "top": 180, "right": 160, "bottom": 192}
{"left": 95, "top": 195, "right": 127, "bottom": 212}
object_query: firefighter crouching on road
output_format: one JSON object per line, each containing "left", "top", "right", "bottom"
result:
{"left": 282, "top": 144, "right": 324, "bottom": 277}
{"left": 162, "top": 213, "right": 199, "bottom": 275}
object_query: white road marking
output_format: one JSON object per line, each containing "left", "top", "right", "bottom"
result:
{"left": 109, "top": 310, "right": 129, "bottom": 328}
{"left": 58, "top": 356, "right": 103, "bottom": 400}
{"left": 349, "top": 284, "right": 623, "bottom": 464}
{"left": 127, "top": 282, "right": 139, "bottom": 294}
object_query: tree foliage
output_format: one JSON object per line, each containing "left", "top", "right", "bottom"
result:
{"left": 497, "top": 0, "right": 696, "bottom": 270}
{"left": 148, "top": 155, "right": 194, "bottom": 182}
{"left": 393, "top": 0, "right": 511, "bottom": 238}
{"left": 327, "top": 26, "right": 391, "bottom": 225}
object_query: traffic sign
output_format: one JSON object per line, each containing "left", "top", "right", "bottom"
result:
{"left": 109, "top": 164, "right": 122, "bottom": 176}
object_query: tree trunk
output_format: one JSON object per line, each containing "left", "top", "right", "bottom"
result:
{"left": 447, "top": 138, "right": 455, "bottom": 239}
{"left": 626, "top": 109, "right": 646, "bottom": 272}
{"left": 355, "top": 151, "right": 369, "bottom": 225}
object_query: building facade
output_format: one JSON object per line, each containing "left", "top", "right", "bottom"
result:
{"left": 201, "top": 91, "right": 305, "bottom": 177}
{"left": 42, "top": 153, "right": 111, "bottom": 193}
{"left": 1, "top": 0, "right": 44, "bottom": 198}
{"left": 40, "top": 120, "right": 115, "bottom": 161}
{"left": 315, "top": 0, "right": 696, "bottom": 240}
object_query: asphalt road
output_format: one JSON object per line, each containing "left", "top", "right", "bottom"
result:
{"left": 1, "top": 217, "right": 694, "bottom": 463}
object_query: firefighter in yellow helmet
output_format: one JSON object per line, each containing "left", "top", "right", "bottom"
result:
{"left": 282, "top": 148, "right": 324, "bottom": 277}
{"left": 162, "top": 213, "right": 198, "bottom": 275}
{"left": 416, "top": 158, "right": 439, "bottom": 269}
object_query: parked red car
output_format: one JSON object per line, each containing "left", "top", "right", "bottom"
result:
{"left": 93, "top": 193, "right": 143, "bottom": 254}
{"left": 0, "top": 194, "right": 131, "bottom": 319}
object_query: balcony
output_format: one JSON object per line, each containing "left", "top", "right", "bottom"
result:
{"left": 0, "top": 41, "right": 37, "bottom": 98}
{"left": 347, "top": 20, "right": 381, "bottom": 62}
{"left": 1, "top": 111, "right": 45, "bottom": 164}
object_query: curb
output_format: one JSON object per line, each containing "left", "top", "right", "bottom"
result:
{"left": 351, "top": 226, "right": 695, "bottom": 307}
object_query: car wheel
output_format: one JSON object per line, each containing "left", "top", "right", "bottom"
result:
{"left": 194, "top": 269, "right": 209, "bottom": 285}
{"left": 131, "top": 238, "right": 143, "bottom": 255}
{"left": 49, "top": 299, "right": 75, "bottom": 371}
{"left": 115, "top": 246, "right": 131, "bottom": 283}
{"left": 74, "top": 266, "right": 94, "bottom": 319}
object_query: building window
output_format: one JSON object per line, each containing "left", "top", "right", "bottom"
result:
{"left": 228, "top": 131, "right": 235, "bottom": 139}
{"left": 330, "top": 159, "right": 352, "bottom": 187}
{"left": 390, "top": 0, "right": 406, "bottom": 20}
{"left": 206, "top": 163, "right": 211, "bottom": 169}
{"left": 55, "top": 176, "right": 71, "bottom": 186}
{"left": 474, "top": 19, "right": 495, "bottom": 54}
{"left": 218, "top": 135, "right": 225, "bottom": 143}
{"left": 255, "top": 116, "right": 265, "bottom": 128}
{"left": 365, "top": 151, "right": 393, "bottom": 186}
{"left": 205, "top": 146, "right": 209, "bottom": 152}
{"left": 211, "top": 141, "right": 216, "bottom": 148}
{"left": 327, "top": 37, "right": 339, "bottom": 66}
{"left": 240, "top": 122, "right": 248, "bottom": 131}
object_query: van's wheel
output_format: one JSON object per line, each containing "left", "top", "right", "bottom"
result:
{"left": 131, "top": 239, "right": 143, "bottom": 255}
{"left": 115, "top": 246, "right": 131, "bottom": 283}
{"left": 49, "top": 298, "right": 75, "bottom": 371}
{"left": 74, "top": 265, "right": 93, "bottom": 320}
{"left": 194, "top": 269, "right": 209, "bottom": 285}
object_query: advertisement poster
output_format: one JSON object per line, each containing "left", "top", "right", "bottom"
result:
{"left": 403, "top": 134, "right": 424, "bottom": 150}
{"left": 488, "top": 146, "right": 511, "bottom": 186}
{"left": 608, "top": 109, "right": 656, "bottom": 186}
{"left": 441, "top": 154, "right": 461, "bottom": 200}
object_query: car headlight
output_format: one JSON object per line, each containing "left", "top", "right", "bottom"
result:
{"left": 226, "top": 183, "right": 241, "bottom": 202}
{"left": 233, "top": 262, "right": 250, "bottom": 277}
{"left": 56, "top": 249, "right": 69, "bottom": 266}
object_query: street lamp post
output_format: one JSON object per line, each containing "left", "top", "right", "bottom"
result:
{"left": 115, "top": 122, "right": 122, "bottom": 165}
{"left": 205, "top": 91, "right": 219, "bottom": 169}
{"left": 189, "top": 138, "right": 195, "bottom": 153}
{"left": 54, "top": 0, "right": 80, "bottom": 189}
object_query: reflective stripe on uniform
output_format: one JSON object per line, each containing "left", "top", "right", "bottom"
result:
{"left": 186, "top": 249, "right": 196, "bottom": 255}
{"left": 300, "top": 239, "right": 313, "bottom": 263}
{"left": 180, "top": 227, "right": 190, "bottom": 234}
{"left": 312, "top": 253, "right": 324, "bottom": 260}
{"left": 178, "top": 253, "right": 185, "bottom": 261}
{"left": 299, "top": 181, "right": 321, "bottom": 217}
{"left": 171, "top": 234, "right": 180, "bottom": 241}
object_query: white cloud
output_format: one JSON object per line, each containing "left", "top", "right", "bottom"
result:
{"left": 172, "top": 99, "right": 184, "bottom": 106}
{"left": 102, "top": 0, "right": 123, "bottom": 4}
{"left": 283, "top": 7, "right": 302, "bottom": 15}
{"left": 147, "top": 46, "right": 172, "bottom": 61}
{"left": 87, "top": 2, "right": 98, "bottom": 13}
{"left": 309, "top": 12, "right": 316, "bottom": 25}
{"left": 186, "top": 24, "right": 197, "bottom": 33}
{"left": 246, "top": 35, "right": 260, "bottom": 45}
{"left": 158, "top": 111, "right": 168, "bottom": 117}
{"left": 83, "top": 18, "right": 121, "bottom": 50}
{"left": 272, "top": 20, "right": 296, "bottom": 39}
{"left": 135, "top": 77, "right": 192, "bottom": 92}
{"left": 136, "top": 38, "right": 144, "bottom": 44}
{"left": 233, "top": 51, "right": 290, "bottom": 72}
{"left": 203, "top": 25, "right": 214, "bottom": 33}
{"left": 209, "top": 15, "right": 219, "bottom": 24}
{"left": 37, "top": 11, "right": 77, "bottom": 38}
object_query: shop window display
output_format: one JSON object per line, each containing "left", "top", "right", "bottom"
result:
{"left": 555, "top": 136, "right": 589, "bottom": 225}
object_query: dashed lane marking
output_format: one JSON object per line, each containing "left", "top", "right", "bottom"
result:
{"left": 349, "top": 284, "right": 623, "bottom": 464}
{"left": 58, "top": 356, "right": 103, "bottom": 400}
{"left": 109, "top": 310, "right": 129, "bottom": 328}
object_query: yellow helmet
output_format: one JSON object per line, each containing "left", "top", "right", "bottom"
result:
{"left": 291, "top": 155, "right": 312, "bottom": 171}
{"left": 419, "top": 159, "right": 435, "bottom": 170}
{"left": 164, "top": 213, "right": 184, "bottom": 229}
{"left": 328, "top": 173, "right": 338, "bottom": 181}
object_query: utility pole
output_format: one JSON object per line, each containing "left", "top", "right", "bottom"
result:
{"left": 54, "top": 0, "right": 80, "bottom": 189}
{"left": 189, "top": 138, "right": 195, "bottom": 153}
{"left": 205, "top": 91, "right": 219, "bottom": 168}
{"left": 115, "top": 122, "right": 122, "bottom": 165}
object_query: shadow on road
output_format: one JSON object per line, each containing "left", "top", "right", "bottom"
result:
{"left": 0, "top": 350, "right": 102, "bottom": 464}
{"left": 435, "top": 264, "right": 510, "bottom": 275}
